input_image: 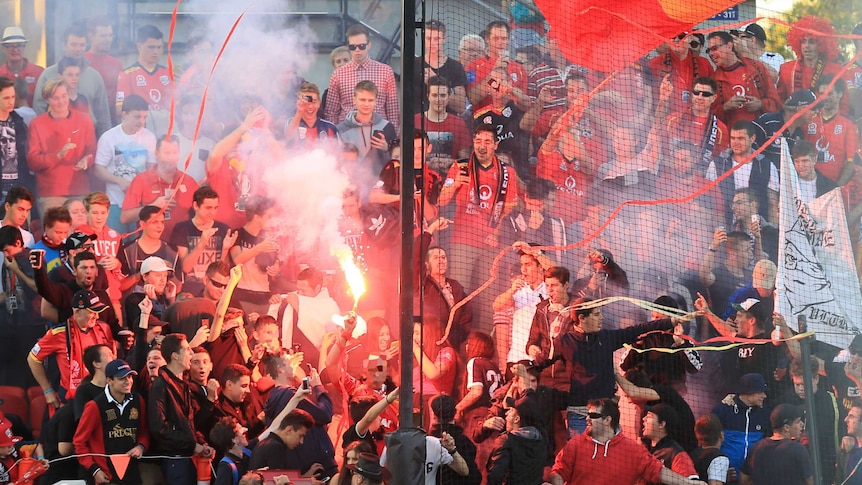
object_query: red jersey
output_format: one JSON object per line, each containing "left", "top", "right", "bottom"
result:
{"left": 804, "top": 112, "right": 859, "bottom": 182}
{"left": 664, "top": 110, "right": 729, "bottom": 158}
{"left": 122, "top": 168, "right": 198, "bottom": 238}
{"left": 116, "top": 63, "right": 173, "bottom": 113}
{"left": 75, "top": 223, "right": 125, "bottom": 302}
{"left": 649, "top": 51, "right": 715, "bottom": 114}
{"left": 711, "top": 58, "right": 782, "bottom": 128}
{"left": 535, "top": 147, "right": 592, "bottom": 222}
{"left": 30, "top": 320, "right": 114, "bottom": 398}
{"left": 465, "top": 55, "right": 528, "bottom": 107}
{"left": 0, "top": 59, "right": 44, "bottom": 106}
{"left": 445, "top": 157, "right": 519, "bottom": 247}
{"left": 778, "top": 59, "right": 846, "bottom": 111}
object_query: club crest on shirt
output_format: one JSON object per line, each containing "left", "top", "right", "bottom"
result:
{"left": 502, "top": 106, "right": 512, "bottom": 118}
{"left": 129, "top": 407, "right": 139, "bottom": 420}
{"left": 160, "top": 75, "right": 170, "bottom": 86}
{"left": 835, "top": 125, "right": 843, "bottom": 135}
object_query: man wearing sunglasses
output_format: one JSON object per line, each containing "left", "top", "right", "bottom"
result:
{"left": 325, "top": 24, "right": 399, "bottom": 128}
{"left": 0, "top": 27, "right": 44, "bottom": 106}
{"left": 664, "top": 76, "right": 729, "bottom": 167}
{"left": 650, "top": 32, "right": 714, "bottom": 115}
{"left": 706, "top": 31, "right": 782, "bottom": 129}
{"left": 550, "top": 398, "right": 708, "bottom": 485}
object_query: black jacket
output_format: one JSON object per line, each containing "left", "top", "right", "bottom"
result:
{"left": 147, "top": 366, "right": 203, "bottom": 455}
{"left": 486, "top": 426, "right": 548, "bottom": 485}
{"left": 430, "top": 422, "right": 482, "bottom": 485}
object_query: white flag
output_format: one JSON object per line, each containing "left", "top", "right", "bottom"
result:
{"left": 776, "top": 139, "right": 862, "bottom": 349}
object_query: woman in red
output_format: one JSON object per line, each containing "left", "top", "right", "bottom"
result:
{"left": 27, "top": 79, "right": 96, "bottom": 216}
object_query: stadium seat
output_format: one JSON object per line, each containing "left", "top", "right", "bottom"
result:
{"left": 0, "top": 386, "right": 28, "bottom": 422}
{"left": 29, "top": 394, "right": 46, "bottom": 440}
{"left": 26, "top": 386, "right": 42, "bottom": 403}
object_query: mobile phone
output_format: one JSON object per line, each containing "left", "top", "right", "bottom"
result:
{"left": 458, "top": 162, "right": 469, "bottom": 177}
{"left": 305, "top": 363, "right": 313, "bottom": 373}
{"left": 303, "top": 95, "right": 314, "bottom": 102}
{"left": 488, "top": 78, "right": 501, "bottom": 91}
{"left": 302, "top": 377, "right": 310, "bottom": 389}
{"left": 372, "top": 130, "right": 385, "bottom": 140}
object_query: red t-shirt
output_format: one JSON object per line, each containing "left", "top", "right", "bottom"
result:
{"left": 535, "top": 148, "right": 592, "bottom": 222}
{"left": 804, "top": 112, "right": 860, "bottom": 182}
{"left": 205, "top": 157, "right": 256, "bottom": 229}
{"left": 413, "top": 113, "right": 472, "bottom": 160}
{"left": 116, "top": 63, "right": 173, "bottom": 113}
{"left": 122, "top": 168, "right": 199, "bottom": 238}
{"left": 445, "top": 158, "right": 519, "bottom": 247}
{"left": 86, "top": 51, "right": 123, "bottom": 123}
{"left": 711, "top": 59, "right": 781, "bottom": 127}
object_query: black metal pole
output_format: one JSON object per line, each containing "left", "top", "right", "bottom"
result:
{"left": 798, "top": 315, "right": 822, "bottom": 484}
{"left": 398, "top": 0, "right": 417, "bottom": 426}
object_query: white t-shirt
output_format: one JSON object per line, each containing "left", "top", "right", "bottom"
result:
{"left": 797, "top": 177, "right": 818, "bottom": 204}
{"left": 706, "top": 158, "right": 780, "bottom": 192}
{"left": 707, "top": 454, "right": 731, "bottom": 482}
{"left": 95, "top": 124, "right": 157, "bottom": 205}
{"left": 177, "top": 132, "right": 215, "bottom": 184}
{"left": 380, "top": 436, "right": 453, "bottom": 485}
{"left": 0, "top": 221, "right": 34, "bottom": 248}
{"left": 507, "top": 282, "right": 547, "bottom": 363}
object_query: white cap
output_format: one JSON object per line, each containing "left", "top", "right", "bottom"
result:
{"left": 140, "top": 256, "right": 173, "bottom": 274}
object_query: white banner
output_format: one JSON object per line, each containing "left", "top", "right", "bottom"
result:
{"left": 776, "top": 139, "right": 862, "bottom": 349}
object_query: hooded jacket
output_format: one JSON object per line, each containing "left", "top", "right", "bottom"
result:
{"left": 711, "top": 395, "right": 772, "bottom": 472}
{"left": 552, "top": 430, "right": 664, "bottom": 485}
{"left": 337, "top": 110, "right": 396, "bottom": 178}
{"left": 485, "top": 426, "right": 547, "bottom": 485}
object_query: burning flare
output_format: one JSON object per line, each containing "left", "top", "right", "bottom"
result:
{"left": 333, "top": 245, "right": 366, "bottom": 311}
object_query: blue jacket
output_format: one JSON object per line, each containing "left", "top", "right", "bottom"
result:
{"left": 264, "top": 385, "right": 338, "bottom": 479}
{"left": 711, "top": 396, "right": 772, "bottom": 472}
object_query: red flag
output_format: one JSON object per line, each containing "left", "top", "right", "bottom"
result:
{"left": 110, "top": 454, "right": 131, "bottom": 480}
{"left": 537, "top": 0, "right": 744, "bottom": 72}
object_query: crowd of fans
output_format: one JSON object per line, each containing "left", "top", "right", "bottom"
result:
{"left": 0, "top": 4, "right": 859, "bottom": 485}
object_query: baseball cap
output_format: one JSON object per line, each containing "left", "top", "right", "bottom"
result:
{"left": 785, "top": 89, "right": 816, "bottom": 108}
{"left": 0, "top": 422, "right": 21, "bottom": 447}
{"left": 512, "top": 393, "right": 542, "bottom": 428}
{"left": 347, "top": 453, "right": 390, "bottom": 480}
{"left": 732, "top": 298, "right": 766, "bottom": 322}
{"left": 65, "top": 231, "right": 97, "bottom": 251}
{"left": 752, "top": 260, "right": 777, "bottom": 289}
{"left": 738, "top": 373, "right": 769, "bottom": 395}
{"left": 848, "top": 334, "right": 862, "bottom": 353}
{"left": 72, "top": 289, "right": 108, "bottom": 313}
{"left": 744, "top": 23, "right": 767, "bottom": 44}
{"left": 645, "top": 403, "right": 680, "bottom": 432}
{"left": 105, "top": 359, "right": 138, "bottom": 379}
{"left": 770, "top": 403, "right": 804, "bottom": 429}
{"left": 140, "top": 256, "right": 173, "bottom": 274}
{"left": 1, "top": 27, "right": 27, "bottom": 44}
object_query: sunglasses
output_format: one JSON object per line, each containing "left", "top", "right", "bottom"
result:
{"left": 209, "top": 279, "right": 228, "bottom": 289}
{"left": 706, "top": 43, "right": 727, "bottom": 54}
{"left": 3, "top": 43, "right": 25, "bottom": 49}
{"left": 348, "top": 43, "right": 368, "bottom": 51}
{"left": 587, "top": 412, "right": 606, "bottom": 419}
{"left": 692, "top": 90, "right": 714, "bottom": 97}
